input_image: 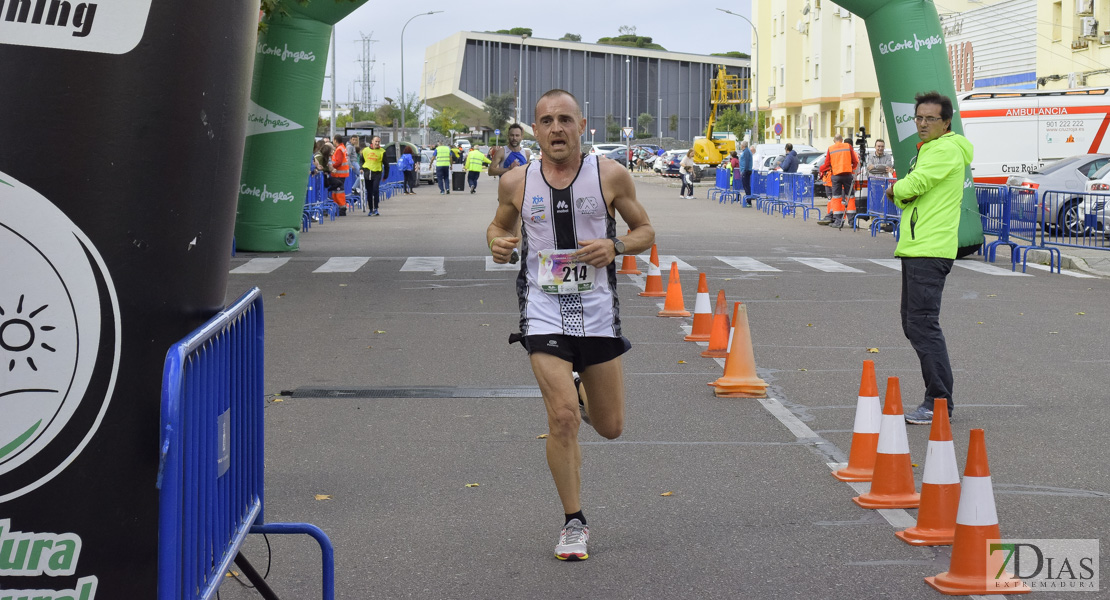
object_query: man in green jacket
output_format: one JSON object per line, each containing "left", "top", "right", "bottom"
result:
{"left": 884, "top": 91, "right": 973, "bottom": 425}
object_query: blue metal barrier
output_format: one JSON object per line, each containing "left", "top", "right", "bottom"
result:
{"left": 158, "top": 288, "right": 335, "bottom": 600}
{"left": 1011, "top": 186, "right": 1060, "bottom": 272}
{"left": 859, "top": 177, "right": 899, "bottom": 235}
{"left": 742, "top": 171, "right": 765, "bottom": 207}
{"left": 756, "top": 171, "right": 781, "bottom": 212}
{"left": 1040, "top": 190, "right": 1110, "bottom": 250}
{"left": 977, "top": 184, "right": 1010, "bottom": 260}
{"left": 710, "top": 167, "right": 729, "bottom": 201}
{"left": 778, "top": 173, "right": 821, "bottom": 220}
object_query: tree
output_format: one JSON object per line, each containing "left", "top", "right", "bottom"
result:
{"left": 483, "top": 92, "right": 515, "bottom": 138}
{"left": 373, "top": 92, "right": 421, "bottom": 129}
{"left": 669, "top": 114, "right": 679, "bottom": 134}
{"left": 636, "top": 112, "right": 654, "bottom": 135}
{"left": 618, "top": 25, "right": 637, "bottom": 36}
{"left": 605, "top": 113, "right": 620, "bottom": 142}
{"left": 559, "top": 33, "right": 581, "bottom": 42}
{"left": 711, "top": 51, "right": 751, "bottom": 59}
{"left": 429, "top": 106, "right": 467, "bottom": 137}
{"left": 596, "top": 34, "right": 665, "bottom": 50}
{"left": 714, "top": 107, "right": 749, "bottom": 137}
{"left": 494, "top": 27, "right": 533, "bottom": 36}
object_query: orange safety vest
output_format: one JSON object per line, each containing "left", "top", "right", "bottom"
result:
{"left": 331, "top": 144, "right": 349, "bottom": 177}
{"left": 824, "top": 142, "right": 858, "bottom": 176}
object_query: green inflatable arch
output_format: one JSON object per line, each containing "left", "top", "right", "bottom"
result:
{"left": 838, "top": 0, "right": 984, "bottom": 254}
{"left": 235, "top": 0, "right": 368, "bottom": 252}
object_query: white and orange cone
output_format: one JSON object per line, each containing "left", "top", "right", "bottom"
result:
{"left": 925, "top": 429, "right": 1030, "bottom": 595}
{"left": 658, "top": 262, "right": 691, "bottom": 317}
{"left": 852, "top": 377, "right": 920, "bottom": 509}
{"left": 896, "top": 401, "right": 959, "bottom": 546}
{"left": 707, "top": 302, "right": 768, "bottom": 398}
{"left": 700, "top": 291, "right": 730, "bottom": 358}
{"left": 617, "top": 229, "right": 641, "bottom": 275}
{"left": 684, "top": 273, "right": 713, "bottom": 341}
{"left": 832, "top": 360, "right": 882, "bottom": 482}
{"left": 639, "top": 244, "right": 665, "bottom": 297}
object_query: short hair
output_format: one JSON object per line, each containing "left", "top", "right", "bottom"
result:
{"left": 875, "top": 138, "right": 886, "bottom": 145}
{"left": 740, "top": 141, "right": 748, "bottom": 148}
{"left": 507, "top": 123, "right": 524, "bottom": 134}
{"left": 333, "top": 134, "right": 346, "bottom": 144}
{"left": 785, "top": 143, "right": 793, "bottom": 151}
{"left": 834, "top": 134, "right": 844, "bottom": 142}
{"left": 915, "top": 90, "right": 954, "bottom": 123}
{"left": 535, "top": 89, "right": 583, "bottom": 118}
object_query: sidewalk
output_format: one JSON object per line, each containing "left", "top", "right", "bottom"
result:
{"left": 1024, "top": 245, "right": 1110, "bottom": 277}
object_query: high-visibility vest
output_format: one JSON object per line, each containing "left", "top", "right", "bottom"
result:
{"left": 435, "top": 145, "right": 451, "bottom": 166}
{"left": 361, "top": 147, "right": 384, "bottom": 172}
{"left": 826, "top": 142, "right": 858, "bottom": 176}
{"left": 331, "top": 144, "right": 349, "bottom": 177}
{"left": 466, "top": 150, "right": 490, "bottom": 172}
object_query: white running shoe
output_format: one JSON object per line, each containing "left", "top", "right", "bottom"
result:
{"left": 555, "top": 518, "right": 589, "bottom": 560}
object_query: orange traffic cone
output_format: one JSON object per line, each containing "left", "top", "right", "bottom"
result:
{"left": 896, "top": 402, "right": 959, "bottom": 546}
{"left": 708, "top": 303, "right": 768, "bottom": 398}
{"left": 684, "top": 273, "right": 712, "bottom": 341}
{"left": 925, "top": 429, "right": 1030, "bottom": 595}
{"left": 617, "top": 229, "right": 641, "bottom": 274}
{"left": 832, "top": 360, "right": 882, "bottom": 482}
{"left": 700, "top": 291, "right": 730, "bottom": 358}
{"left": 852, "top": 377, "right": 920, "bottom": 509}
{"left": 639, "top": 245, "right": 665, "bottom": 297}
{"left": 658, "top": 262, "right": 691, "bottom": 317}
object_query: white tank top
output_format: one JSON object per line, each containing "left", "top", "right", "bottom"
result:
{"left": 516, "top": 154, "right": 620, "bottom": 337}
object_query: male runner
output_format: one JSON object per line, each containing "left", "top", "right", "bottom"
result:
{"left": 488, "top": 122, "right": 532, "bottom": 177}
{"left": 487, "top": 89, "right": 655, "bottom": 561}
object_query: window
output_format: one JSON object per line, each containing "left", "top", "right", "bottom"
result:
{"left": 845, "top": 45, "right": 853, "bottom": 71}
{"left": 773, "top": 17, "right": 778, "bottom": 36}
{"left": 781, "top": 12, "right": 786, "bottom": 34}
{"left": 814, "top": 61, "right": 820, "bottom": 80}
{"left": 805, "top": 58, "right": 810, "bottom": 81}
{"left": 1052, "top": 1, "right": 1062, "bottom": 41}
{"left": 780, "top": 66, "right": 785, "bottom": 86}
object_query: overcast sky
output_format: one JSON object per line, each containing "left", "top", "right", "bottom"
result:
{"left": 328, "top": 1, "right": 754, "bottom": 108}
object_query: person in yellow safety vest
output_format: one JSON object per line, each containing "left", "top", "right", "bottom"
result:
{"left": 465, "top": 147, "right": 492, "bottom": 193}
{"left": 434, "top": 142, "right": 452, "bottom": 195}
{"left": 329, "top": 134, "right": 350, "bottom": 215}
{"left": 817, "top": 134, "right": 860, "bottom": 228}
{"left": 360, "top": 136, "right": 385, "bottom": 216}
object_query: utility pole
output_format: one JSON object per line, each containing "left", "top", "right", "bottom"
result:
{"left": 355, "top": 32, "right": 377, "bottom": 112}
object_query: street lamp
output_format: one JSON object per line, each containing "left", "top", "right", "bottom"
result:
{"left": 584, "top": 100, "right": 589, "bottom": 143}
{"left": 625, "top": 57, "right": 631, "bottom": 129}
{"left": 401, "top": 11, "right": 442, "bottom": 138}
{"left": 717, "top": 7, "right": 761, "bottom": 143}
{"left": 422, "top": 60, "right": 429, "bottom": 147}
{"left": 516, "top": 33, "right": 530, "bottom": 124}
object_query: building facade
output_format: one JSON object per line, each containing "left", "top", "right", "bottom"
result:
{"left": 1037, "top": 0, "right": 1110, "bottom": 88}
{"left": 422, "top": 31, "right": 750, "bottom": 143}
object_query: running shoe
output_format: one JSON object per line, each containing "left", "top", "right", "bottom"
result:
{"left": 905, "top": 404, "right": 933, "bottom": 425}
{"left": 555, "top": 519, "right": 589, "bottom": 560}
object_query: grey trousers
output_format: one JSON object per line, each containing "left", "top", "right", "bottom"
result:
{"left": 900, "top": 257, "right": 955, "bottom": 413}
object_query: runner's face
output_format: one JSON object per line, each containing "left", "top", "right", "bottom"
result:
{"left": 508, "top": 129, "right": 522, "bottom": 148}
{"left": 533, "top": 94, "right": 584, "bottom": 163}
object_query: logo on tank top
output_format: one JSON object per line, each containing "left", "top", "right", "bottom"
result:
{"left": 556, "top": 200, "right": 569, "bottom": 214}
{"left": 530, "top": 195, "right": 546, "bottom": 223}
{"left": 575, "top": 196, "right": 599, "bottom": 215}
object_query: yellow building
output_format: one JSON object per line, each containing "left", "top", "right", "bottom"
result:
{"left": 751, "top": 0, "right": 1011, "bottom": 149}
{"left": 1037, "top": 0, "right": 1110, "bottom": 88}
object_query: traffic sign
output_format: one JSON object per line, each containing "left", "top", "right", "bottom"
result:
{"left": 590, "top": 128, "right": 596, "bottom": 135}
{"left": 494, "top": 128, "right": 500, "bottom": 135}
{"left": 622, "top": 127, "right": 634, "bottom": 138}
{"left": 774, "top": 123, "right": 783, "bottom": 135}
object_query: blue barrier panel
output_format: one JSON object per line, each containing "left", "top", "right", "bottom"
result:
{"left": 757, "top": 171, "right": 782, "bottom": 212}
{"left": 744, "top": 171, "right": 766, "bottom": 207}
{"left": 860, "top": 177, "right": 899, "bottom": 235}
{"left": 711, "top": 166, "right": 729, "bottom": 201}
{"left": 1010, "top": 186, "right": 1060, "bottom": 272}
{"left": 778, "top": 173, "right": 821, "bottom": 220}
{"left": 977, "top": 184, "right": 1009, "bottom": 260}
{"left": 1040, "top": 190, "right": 1110, "bottom": 250}
{"left": 158, "top": 288, "right": 335, "bottom": 600}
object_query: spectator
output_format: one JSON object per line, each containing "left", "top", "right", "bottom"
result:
{"left": 883, "top": 91, "right": 972, "bottom": 425}
{"left": 867, "top": 139, "right": 895, "bottom": 178}
{"left": 738, "top": 141, "right": 753, "bottom": 205}
{"left": 817, "top": 134, "right": 860, "bottom": 228}
{"left": 361, "top": 136, "right": 385, "bottom": 216}
{"left": 679, "top": 149, "right": 696, "bottom": 199}
{"left": 330, "top": 134, "right": 350, "bottom": 215}
{"left": 400, "top": 146, "right": 416, "bottom": 195}
{"left": 779, "top": 143, "right": 799, "bottom": 173}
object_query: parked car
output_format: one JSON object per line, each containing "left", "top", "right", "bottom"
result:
{"left": 658, "top": 149, "right": 703, "bottom": 180}
{"left": 603, "top": 148, "right": 629, "bottom": 166}
{"left": 1078, "top": 162, "right": 1110, "bottom": 235}
{"left": 750, "top": 143, "right": 819, "bottom": 173}
{"left": 418, "top": 149, "right": 436, "bottom": 185}
{"left": 1007, "top": 154, "right": 1110, "bottom": 235}
{"left": 588, "top": 143, "right": 627, "bottom": 155}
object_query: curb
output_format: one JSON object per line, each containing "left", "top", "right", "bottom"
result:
{"left": 1023, "top": 248, "right": 1107, "bottom": 277}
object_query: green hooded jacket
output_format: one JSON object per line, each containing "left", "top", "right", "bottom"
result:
{"left": 891, "top": 131, "right": 974, "bottom": 259}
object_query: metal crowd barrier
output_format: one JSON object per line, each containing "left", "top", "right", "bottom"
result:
{"left": 777, "top": 172, "right": 821, "bottom": 220}
{"left": 1009, "top": 186, "right": 1059, "bottom": 272}
{"left": 744, "top": 170, "right": 766, "bottom": 207}
{"left": 709, "top": 166, "right": 729, "bottom": 201}
{"left": 755, "top": 171, "right": 782, "bottom": 211}
{"left": 1040, "top": 191, "right": 1110, "bottom": 250}
{"left": 978, "top": 184, "right": 1011, "bottom": 261}
{"left": 158, "top": 288, "right": 335, "bottom": 600}
{"left": 859, "top": 177, "right": 899, "bottom": 236}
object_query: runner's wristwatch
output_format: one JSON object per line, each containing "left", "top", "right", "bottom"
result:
{"left": 610, "top": 237, "right": 625, "bottom": 255}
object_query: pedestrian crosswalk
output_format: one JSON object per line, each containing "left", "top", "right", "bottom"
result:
{"left": 229, "top": 255, "right": 1099, "bottom": 279}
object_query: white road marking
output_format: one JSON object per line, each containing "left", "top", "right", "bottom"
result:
{"left": 716, "top": 256, "right": 781, "bottom": 272}
{"left": 230, "top": 258, "right": 289, "bottom": 274}
{"left": 790, "top": 257, "right": 866, "bottom": 273}
{"left": 868, "top": 258, "right": 902, "bottom": 271}
{"left": 954, "top": 261, "right": 1032, "bottom": 277}
{"left": 401, "top": 256, "right": 446, "bottom": 275}
{"left": 313, "top": 257, "right": 369, "bottom": 273}
{"left": 655, "top": 255, "right": 696, "bottom": 271}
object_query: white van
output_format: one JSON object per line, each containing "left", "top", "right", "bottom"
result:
{"left": 750, "top": 143, "right": 819, "bottom": 171}
{"left": 958, "top": 87, "right": 1110, "bottom": 184}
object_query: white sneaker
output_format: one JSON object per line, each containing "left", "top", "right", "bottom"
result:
{"left": 555, "top": 519, "right": 589, "bottom": 560}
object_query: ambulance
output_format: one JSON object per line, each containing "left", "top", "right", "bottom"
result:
{"left": 957, "top": 87, "right": 1110, "bottom": 184}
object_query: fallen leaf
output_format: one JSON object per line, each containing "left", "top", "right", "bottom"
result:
{"left": 375, "top": 330, "right": 386, "bottom": 334}
{"left": 537, "top": 433, "right": 549, "bottom": 439}
{"left": 480, "top": 299, "right": 484, "bottom": 304}
{"left": 339, "top": 283, "right": 348, "bottom": 287}
{"left": 912, "top": 463, "right": 919, "bottom": 468}
{"left": 1049, "top": 331, "right": 1059, "bottom": 334}
{"left": 867, "top": 348, "right": 879, "bottom": 353}
{"left": 481, "top": 324, "right": 490, "bottom": 327}
{"left": 807, "top": 324, "right": 813, "bottom": 327}
{"left": 1077, "top": 312, "right": 1086, "bottom": 315}
{"left": 977, "top": 322, "right": 984, "bottom": 325}
{"left": 987, "top": 294, "right": 997, "bottom": 297}
{"left": 465, "top": 483, "right": 480, "bottom": 488}
{"left": 660, "top": 491, "right": 674, "bottom": 497}
{"left": 273, "top": 397, "right": 284, "bottom": 403}
{"left": 365, "top": 345, "right": 373, "bottom": 349}
{"left": 678, "top": 360, "right": 687, "bottom": 364}
{"left": 798, "top": 368, "right": 807, "bottom": 371}
{"left": 314, "top": 494, "right": 332, "bottom": 501}
{"left": 1019, "top": 312, "right": 1024, "bottom": 316}
{"left": 225, "top": 571, "right": 240, "bottom": 577}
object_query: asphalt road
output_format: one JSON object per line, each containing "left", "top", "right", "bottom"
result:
{"left": 217, "top": 173, "right": 1108, "bottom": 600}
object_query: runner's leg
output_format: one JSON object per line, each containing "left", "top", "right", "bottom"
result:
{"left": 577, "top": 356, "right": 625, "bottom": 440}
{"left": 530, "top": 352, "right": 583, "bottom": 514}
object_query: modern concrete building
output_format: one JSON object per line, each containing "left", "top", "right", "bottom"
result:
{"left": 421, "top": 31, "right": 751, "bottom": 143}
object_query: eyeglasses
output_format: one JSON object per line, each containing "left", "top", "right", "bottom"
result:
{"left": 913, "top": 116, "right": 944, "bottom": 124}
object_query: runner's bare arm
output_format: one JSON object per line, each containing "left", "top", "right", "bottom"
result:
{"left": 574, "top": 157, "right": 654, "bottom": 269}
{"left": 487, "top": 167, "right": 525, "bottom": 263}
{"left": 487, "top": 148, "right": 510, "bottom": 177}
